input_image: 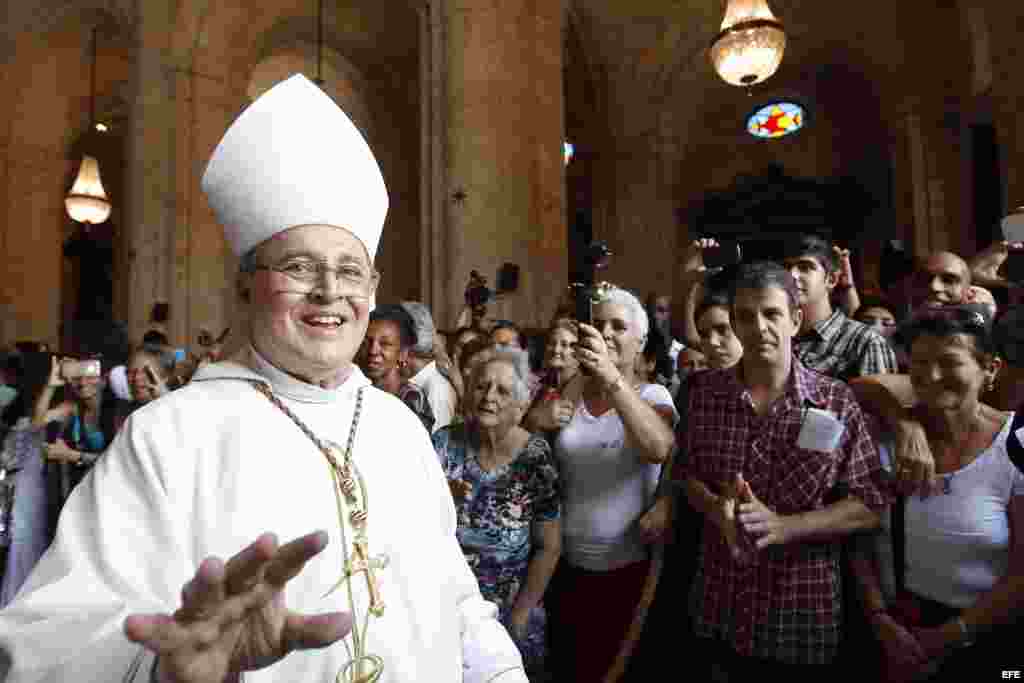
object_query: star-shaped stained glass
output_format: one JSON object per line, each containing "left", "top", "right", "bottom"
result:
{"left": 747, "top": 101, "right": 806, "bottom": 139}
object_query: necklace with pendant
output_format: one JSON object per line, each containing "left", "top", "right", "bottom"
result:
{"left": 935, "top": 407, "right": 985, "bottom": 496}
{"left": 253, "top": 383, "right": 386, "bottom": 683}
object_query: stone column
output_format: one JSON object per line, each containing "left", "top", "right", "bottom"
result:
{"left": 989, "top": 4, "right": 1024, "bottom": 215}
{"left": 124, "top": 0, "right": 177, "bottom": 343}
{"left": 443, "top": 0, "right": 566, "bottom": 329}
{"left": 421, "top": 0, "right": 449, "bottom": 324}
{"left": 893, "top": 98, "right": 968, "bottom": 260}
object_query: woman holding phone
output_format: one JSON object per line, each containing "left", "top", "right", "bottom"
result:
{"left": 31, "top": 355, "right": 123, "bottom": 499}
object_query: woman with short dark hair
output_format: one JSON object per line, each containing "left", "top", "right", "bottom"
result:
{"left": 852, "top": 305, "right": 1023, "bottom": 681}
{"left": 358, "top": 304, "right": 435, "bottom": 432}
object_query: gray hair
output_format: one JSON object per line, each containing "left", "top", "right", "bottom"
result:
{"left": 600, "top": 286, "right": 649, "bottom": 344}
{"left": 469, "top": 347, "right": 532, "bottom": 404}
{"left": 400, "top": 301, "right": 436, "bottom": 355}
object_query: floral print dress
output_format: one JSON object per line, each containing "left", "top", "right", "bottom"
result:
{"left": 432, "top": 424, "right": 560, "bottom": 681}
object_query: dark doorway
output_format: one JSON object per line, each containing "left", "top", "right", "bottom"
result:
{"left": 683, "top": 164, "right": 877, "bottom": 260}
{"left": 971, "top": 123, "right": 1004, "bottom": 247}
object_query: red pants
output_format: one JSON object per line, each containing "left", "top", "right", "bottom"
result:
{"left": 546, "top": 559, "right": 651, "bottom": 683}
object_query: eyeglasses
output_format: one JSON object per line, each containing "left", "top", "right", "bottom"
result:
{"left": 252, "top": 258, "right": 375, "bottom": 296}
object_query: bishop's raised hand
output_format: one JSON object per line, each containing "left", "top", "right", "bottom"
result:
{"left": 124, "top": 530, "right": 352, "bottom": 683}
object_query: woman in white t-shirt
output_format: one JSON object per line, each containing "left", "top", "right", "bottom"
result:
{"left": 546, "top": 284, "right": 677, "bottom": 682}
{"left": 851, "top": 306, "right": 1024, "bottom": 681}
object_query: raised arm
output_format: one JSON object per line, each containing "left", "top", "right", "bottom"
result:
{"left": 969, "top": 240, "right": 1024, "bottom": 289}
{"left": 575, "top": 323, "right": 675, "bottom": 465}
{"left": 31, "top": 356, "right": 72, "bottom": 429}
{"left": 680, "top": 239, "right": 715, "bottom": 349}
{"left": 850, "top": 374, "right": 934, "bottom": 495}
{"left": 833, "top": 246, "right": 861, "bottom": 317}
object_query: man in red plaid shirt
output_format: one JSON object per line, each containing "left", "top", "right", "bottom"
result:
{"left": 676, "top": 261, "right": 888, "bottom": 679}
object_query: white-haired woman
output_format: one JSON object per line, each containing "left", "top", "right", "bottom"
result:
{"left": 431, "top": 348, "right": 561, "bottom": 681}
{"left": 546, "top": 283, "right": 677, "bottom": 682}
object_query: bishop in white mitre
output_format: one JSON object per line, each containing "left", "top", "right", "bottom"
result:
{"left": 0, "top": 74, "right": 527, "bottom": 683}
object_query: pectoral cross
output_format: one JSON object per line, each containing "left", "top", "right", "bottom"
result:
{"left": 346, "top": 538, "right": 389, "bottom": 617}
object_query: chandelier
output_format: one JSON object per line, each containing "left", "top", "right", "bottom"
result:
{"left": 710, "top": 0, "right": 786, "bottom": 88}
{"left": 65, "top": 26, "right": 111, "bottom": 225}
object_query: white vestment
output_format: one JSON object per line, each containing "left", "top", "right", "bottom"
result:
{"left": 0, "top": 348, "right": 525, "bottom": 683}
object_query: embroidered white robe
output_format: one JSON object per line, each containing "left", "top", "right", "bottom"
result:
{"left": 0, "top": 349, "right": 526, "bottom": 683}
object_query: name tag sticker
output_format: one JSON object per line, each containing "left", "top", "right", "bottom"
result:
{"left": 797, "top": 408, "right": 845, "bottom": 452}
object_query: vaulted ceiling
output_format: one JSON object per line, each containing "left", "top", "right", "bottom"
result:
{"left": 566, "top": 0, "right": 969, "bottom": 141}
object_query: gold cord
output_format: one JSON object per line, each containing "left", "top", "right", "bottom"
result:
{"left": 252, "top": 383, "right": 385, "bottom": 683}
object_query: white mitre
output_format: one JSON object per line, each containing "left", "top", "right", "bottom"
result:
{"left": 201, "top": 73, "right": 388, "bottom": 260}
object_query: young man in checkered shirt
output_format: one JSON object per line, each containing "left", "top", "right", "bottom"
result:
{"left": 781, "top": 234, "right": 898, "bottom": 383}
{"left": 677, "top": 261, "right": 888, "bottom": 680}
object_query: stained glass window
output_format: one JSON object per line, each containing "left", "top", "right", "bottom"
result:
{"left": 746, "top": 101, "right": 806, "bottom": 139}
{"left": 563, "top": 141, "right": 575, "bottom": 166}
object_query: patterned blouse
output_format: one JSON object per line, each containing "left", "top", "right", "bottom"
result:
{"left": 432, "top": 424, "right": 560, "bottom": 606}
{"left": 432, "top": 424, "right": 560, "bottom": 680}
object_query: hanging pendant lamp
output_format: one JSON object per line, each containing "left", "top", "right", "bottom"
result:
{"left": 710, "top": 0, "right": 786, "bottom": 88}
{"left": 65, "top": 26, "right": 111, "bottom": 225}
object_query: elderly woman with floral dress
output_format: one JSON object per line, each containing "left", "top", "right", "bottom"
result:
{"left": 432, "top": 348, "right": 561, "bottom": 680}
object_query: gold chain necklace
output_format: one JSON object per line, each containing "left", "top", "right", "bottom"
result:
{"left": 252, "top": 382, "right": 386, "bottom": 683}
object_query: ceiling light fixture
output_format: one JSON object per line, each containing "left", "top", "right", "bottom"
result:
{"left": 65, "top": 26, "right": 112, "bottom": 226}
{"left": 710, "top": 0, "right": 786, "bottom": 88}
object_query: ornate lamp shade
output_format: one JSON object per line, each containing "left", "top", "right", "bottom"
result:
{"left": 65, "top": 155, "right": 111, "bottom": 224}
{"left": 710, "top": 0, "right": 786, "bottom": 87}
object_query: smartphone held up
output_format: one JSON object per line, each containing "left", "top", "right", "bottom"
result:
{"left": 701, "top": 239, "right": 743, "bottom": 270}
{"left": 570, "top": 241, "right": 613, "bottom": 327}
{"left": 60, "top": 359, "right": 101, "bottom": 380}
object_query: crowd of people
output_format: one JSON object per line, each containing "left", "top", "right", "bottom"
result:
{"left": 0, "top": 73, "right": 1021, "bottom": 683}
